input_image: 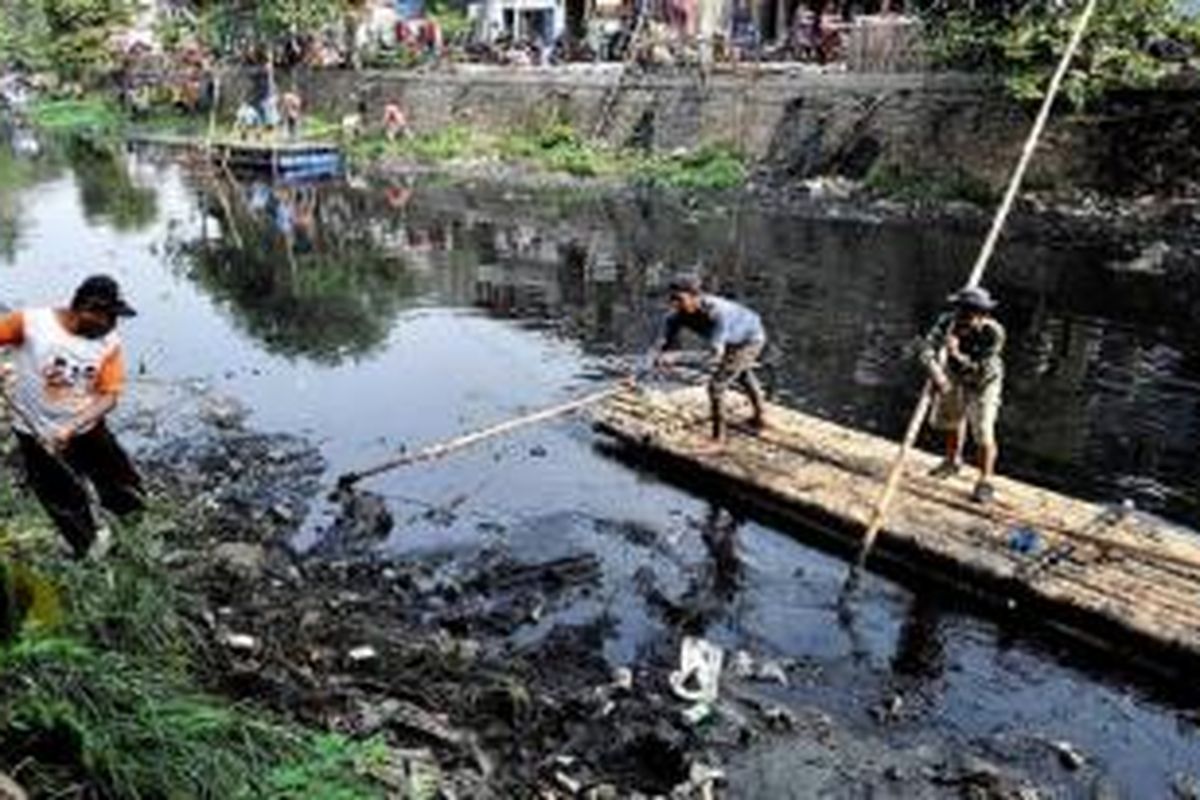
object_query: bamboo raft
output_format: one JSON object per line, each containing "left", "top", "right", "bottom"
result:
{"left": 594, "top": 387, "right": 1200, "bottom": 669}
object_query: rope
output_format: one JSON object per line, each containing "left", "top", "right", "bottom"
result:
{"left": 849, "top": 0, "right": 1100, "bottom": 577}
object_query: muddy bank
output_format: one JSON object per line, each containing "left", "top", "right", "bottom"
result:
{"left": 126, "top": 390, "right": 1098, "bottom": 799}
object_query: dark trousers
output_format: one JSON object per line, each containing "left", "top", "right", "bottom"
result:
{"left": 16, "top": 422, "right": 145, "bottom": 557}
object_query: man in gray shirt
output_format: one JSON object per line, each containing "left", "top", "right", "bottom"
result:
{"left": 652, "top": 276, "right": 768, "bottom": 447}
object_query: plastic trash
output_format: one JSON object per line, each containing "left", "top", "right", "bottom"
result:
{"left": 680, "top": 702, "right": 715, "bottom": 726}
{"left": 669, "top": 636, "right": 724, "bottom": 705}
{"left": 1007, "top": 526, "right": 1041, "bottom": 555}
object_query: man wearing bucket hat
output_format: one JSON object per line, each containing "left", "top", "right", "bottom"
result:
{"left": 920, "top": 286, "right": 1006, "bottom": 504}
{"left": 0, "top": 275, "right": 144, "bottom": 558}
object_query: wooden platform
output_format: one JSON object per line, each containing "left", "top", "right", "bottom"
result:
{"left": 127, "top": 132, "right": 343, "bottom": 177}
{"left": 212, "top": 139, "right": 342, "bottom": 176}
{"left": 594, "top": 387, "right": 1200, "bottom": 668}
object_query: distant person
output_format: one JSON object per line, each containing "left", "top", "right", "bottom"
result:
{"left": 234, "top": 102, "right": 260, "bottom": 139}
{"left": 0, "top": 276, "right": 144, "bottom": 558}
{"left": 383, "top": 101, "right": 410, "bottom": 141}
{"left": 921, "top": 286, "right": 1005, "bottom": 504}
{"left": 281, "top": 89, "right": 303, "bottom": 139}
{"left": 339, "top": 93, "right": 369, "bottom": 141}
{"left": 260, "top": 91, "right": 280, "bottom": 135}
{"left": 650, "top": 276, "right": 767, "bottom": 448}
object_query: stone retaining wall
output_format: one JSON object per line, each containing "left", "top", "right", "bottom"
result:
{"left": 220, "top": 65, "right": 1200, "bottom": 196}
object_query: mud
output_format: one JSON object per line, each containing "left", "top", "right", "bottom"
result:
{"left": 133, "top": 394, "right": 1056, "bottom": 798}
{"left": 7, "top": 133, "right": 1200, "bottom": 796}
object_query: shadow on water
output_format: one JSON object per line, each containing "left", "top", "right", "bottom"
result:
{"left": 5, "top": 136, "right": 1200, "bottom": 795}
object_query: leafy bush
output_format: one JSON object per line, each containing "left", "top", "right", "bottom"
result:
{"left": 864, "top": 160, "right": 998, "bottom": 206}
{"left": 499, "top": 121, "right": 619, "bottom": 177}
{"left": 407, "top": 125, "right": 476, "bottom": 162}
{"left": 636, "top": 143, "right": 748, "bottom": 190}
{"left": 27, "top": 98, "right": 124, "bottom": 134}
{"left": 923, "top": 0, "right": 1200, "bottom": 107}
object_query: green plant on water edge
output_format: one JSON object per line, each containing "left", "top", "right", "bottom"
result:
{"left": 864, "top": 161, "right": 998, "bottom": 207}
{"left": 0, "top": 481, "right": 389, "bottom": 800}
{"left": 26, "top": 97, "right": 125, "bottom": 134}
{"left": 499, "top": 122, "right": 615, "bottom": 178}
{"left": 634, "top": 143, "right": 748, "bottom": 191}
{"left": 399, "top": 125, "right": 478, "bottom": 163}
{"left": 351, "top": 118, "right": 748, "bottom": 189}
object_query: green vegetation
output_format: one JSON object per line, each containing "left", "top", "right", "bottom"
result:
{"left": 427, "top": 0, "right": 472, "bottom": 45}
{"left": 0, "top": 480, "right": 387, "bottom": 798}
{"left": 922, "top": 0, "right": 1200, "bottom": 106}
{"left": 634, "top": 143, "right": 748, "bottom": 190}
{"left": 0, "top": 0, "right": 132, "bottom": 82}
{"left": 864, "top": 160, "right": 998, "bottom": 207}
{"left": 354, "top": 120, "right": 748, "bottom": 190}
{"left": 25, "top": 97, "right": 124, "bottom": 134}
{"left": 199, "top": 0, "right": 343, "bottom": 56}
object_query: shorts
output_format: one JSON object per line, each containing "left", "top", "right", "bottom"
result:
{"left": 930, "top": 379, "right": 1001, "bottom": 447}
{"left": 710, "top": 341, "right": 764, "bottom": 391}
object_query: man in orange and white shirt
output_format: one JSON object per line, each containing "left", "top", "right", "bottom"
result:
{"left": 0, "top": 275, "right": 144, "bottom": 558}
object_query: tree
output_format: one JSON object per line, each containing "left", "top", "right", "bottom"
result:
{"left": 921, "top": 0, "right": 1200, "bottom": 106}
{"left": 0, "top": 0, "right": 53, "bottom": 71}
{"left": 41, "top": 0, "right": 134, "bottom": 82}
{"left": 198, "top": 0, "right": 341, "bottom": 58}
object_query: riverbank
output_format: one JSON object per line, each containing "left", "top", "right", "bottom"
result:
{"left": 360, "top": 148, "right": 1200, "bottom": 287}
{"left": 0, "top": 385, "right": 398, "bottom": 798}
{"left": 0, "top": 381, "right": 1072, "bottom": 798}
{"left": 6, "top": 93, "right": 1200, "bottom": 799}
{"left": 24, "top": 91, "right": 1200, "bottom": 270}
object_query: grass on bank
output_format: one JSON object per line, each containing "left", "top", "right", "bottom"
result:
{"left": 864, "top": 160, "right": 998, "bottom": 207}
{"left": 21, "top": 91, "right": 748, "bottom": 191}
{"left": 0, "top": 481, "right": 389, "bottom": 799}
{"left": 352, "top": 120, "right": 749, "bottom": 190}
{"left": 25, "top": 97, "right": 126, "bottom": 135}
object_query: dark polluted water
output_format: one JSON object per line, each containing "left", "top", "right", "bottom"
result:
{"left": 2, "top": 134, "right": 1200, "bottom": 795}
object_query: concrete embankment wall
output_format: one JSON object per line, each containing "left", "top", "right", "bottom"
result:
{"left": 221, "top": 65, "right": 1200, "bottom": 196}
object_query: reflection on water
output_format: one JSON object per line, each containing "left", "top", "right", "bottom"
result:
{"left": 182, "top": 170, "right": 1200, "bottom": 525}
{"left": 0, "top": 122, "right": 64, "bottom": 262}
{"left": 4, "top": 135, "right": 1200, "bottom": 796}
{"left": 168, "top": 176, "right": 419, "bottom": 363}
{"left": 68, "top": 137, "right": 159, "bottom": 232}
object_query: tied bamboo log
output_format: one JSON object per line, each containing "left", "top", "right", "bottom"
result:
{"left": 336, "top": 387, "right": 622, "bottom": 491}
{"left": 594, "top": 387, "right": 1200, "bottom": 666}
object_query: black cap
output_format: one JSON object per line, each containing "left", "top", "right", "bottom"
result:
{"left": 667, "top": 274, "right": 703, "bottom": 296}
{"left": 71, "top": 275, "right": 136, "bottom": 318}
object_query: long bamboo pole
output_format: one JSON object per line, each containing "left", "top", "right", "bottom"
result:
{"left": 335, "top": 387, "right": 621, "bottom": 490}
{"left": 848, "top": 0, "right": 1100, "bottom": 580}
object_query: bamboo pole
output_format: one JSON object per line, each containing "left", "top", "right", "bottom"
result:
{"left": 847, "top": 0, "right": 1100, "bottom": 584}
{"left": 336, "top": 387, "right": 622, "bottom": 490}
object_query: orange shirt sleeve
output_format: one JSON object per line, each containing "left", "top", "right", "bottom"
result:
{"left": 0, "top": 311, "right": 25, "bottom": 346}
{"left": 95, "top": 347, "right": 126, "bottom": 395}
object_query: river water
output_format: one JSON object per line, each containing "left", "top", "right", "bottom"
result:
{"left": 2, "top": 134, "right": 1199, "bottom": 795}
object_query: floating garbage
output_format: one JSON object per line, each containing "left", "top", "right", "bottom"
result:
{"left": 670, "top": 637, "right": 724, "bottom": 726}
{"left": 669, "top": 636, "right": 724, "bottom": 705}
